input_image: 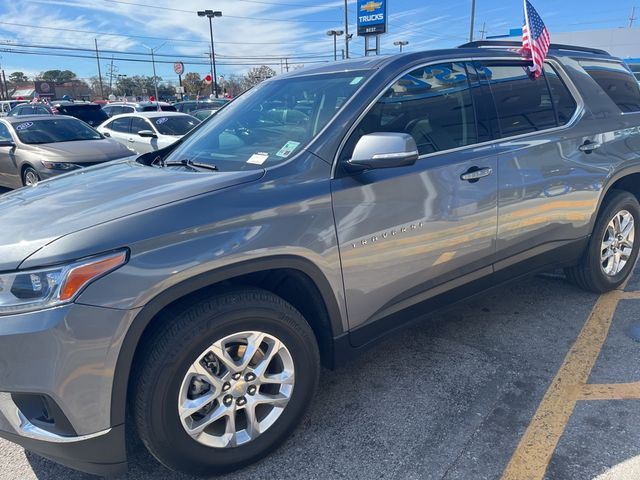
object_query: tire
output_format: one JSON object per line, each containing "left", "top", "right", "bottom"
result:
{"left": 132, "top": 288, "right": 320, "bottom": 476}
{"left": 21, "top": 166, "right": 40, "bottom": 186}
{"left": 565, "top": 189, "right": 640, "bottom": 293}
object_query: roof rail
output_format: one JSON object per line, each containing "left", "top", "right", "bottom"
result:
{"left": 457, "top": 40, "right": 610, "bottom": 56}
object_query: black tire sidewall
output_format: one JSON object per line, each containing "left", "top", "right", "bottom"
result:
{"left": 587, "top": 191, "right": 640, "bottom": 291}
{"left": 137, "top": 295, "right": 319, "bottom": 475}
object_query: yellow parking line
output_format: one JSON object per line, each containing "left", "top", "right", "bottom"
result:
{"left": 501, "top": 289, "right": 623, "bottom": 480}
{"left": 620, "top": 291, "right": 640, "bottom": 300}
{"left": 572, "top": 383, "right": 640, "bottom": 401}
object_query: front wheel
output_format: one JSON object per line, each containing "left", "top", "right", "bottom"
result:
{"left": 565, "top": 190, "right": 640, "bottom": 292}
{"left": 22, "top": 166, "right": 40, "bottom": 186}
{"left": 132, "top": 288, "right": 320, "bottom": 476}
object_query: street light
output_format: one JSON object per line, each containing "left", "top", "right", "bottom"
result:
{"left": 393, "top": 40, "right": 409, "bottom": 53}
{"left": 197, "top": 9, "right": 222, "bottom": 98}
{"left": 327, "top": 30, "right": 344, "bottom": 61}
{"left": 141, "top": 42, "right": 166, "bottom": 108}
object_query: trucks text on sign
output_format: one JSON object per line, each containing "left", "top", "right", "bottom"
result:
{"left": 357, "top": 0, "right": 386, "bottom": 36}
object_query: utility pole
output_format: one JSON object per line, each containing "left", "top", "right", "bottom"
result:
{"left": 106, "top": 56, "right": 118, "bottom": 92}
{"left": 630, "top": 6, "right": 637, "bottom": 28}
{"left": 94, "top": 38, "right": 105, "bottom": 99}
{"left": 344, "top": 0, "right": 349, "bottom": 59}
{"left": 469, "top": 0, "right": 476, "bottom": 42}
{"left": 285, "top": 58, "right": 289, "bottom": 73}
{"left": 480, "top": 22, "right": 487, "bottom": 39}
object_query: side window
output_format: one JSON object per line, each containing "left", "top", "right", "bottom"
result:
{"left": 130, "top": 117, "right": 151, "bottom": 133}
{"left": 123, "top": 106, "right": 135, "bottom": 114}
{"left": 0, "top": 122, "right": 12, "bottom": 141}
{"left": 579, "top": 60, "right": 640, "bottom": 113}
{"left": 342, "top": 62, "right": 478, "bottom": 159}
{"left": 108, "top": 117, "right": 131, "bottom": 133}
{"left": 544, "top": 66, "right": 578, "bottom": 125}
{"left": 480, "top": 63, "right": 557, "bottom": 138}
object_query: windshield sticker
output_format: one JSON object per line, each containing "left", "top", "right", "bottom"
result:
{"left": 276, "top": 141, "right": 301, "bottom": 158}
{"left": 155, "top": 117, "right": 168, "bottom": 125}
{"left": 247, "top": 152, "right": 269, "bottom": 165}
{"left": 15, "top": 122, "right": 34, "bottom": 131}
{"left": 350, "top": 76, "right": 364, "bottom": 85}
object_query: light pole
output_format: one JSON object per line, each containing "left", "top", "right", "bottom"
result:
{"left": 343, "top": 0, "right": 350, "bottom": 59}
{"left": 469, "top": 0, "right": 476, "bottom": 42}
{"left": 327, "top": 30, "right": 344, "bottom": 61}
{"left": 393, "top": 40, "right": 409, "bottom": 52}
{"left": 116, "top": 74, "right": 127, "bottom": 97}
{"left": 141, "top": 42, "right": 165, "bottom": 108}
{"left": 197, "top": 10, "right": 222, "bottom": 98}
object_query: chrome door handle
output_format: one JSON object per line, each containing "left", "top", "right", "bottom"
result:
{"left": 579, "top": 141, "right": 602, "bottom": 153}
{"left": 461, "top": 167, "right": 493, "bottom": 182}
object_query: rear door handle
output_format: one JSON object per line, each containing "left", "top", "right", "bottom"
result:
{"left": 461, "top": 167, "right": 493, "bottom": 183}
{"left": 579, "top": 141, "right": 602, "bottom": 153}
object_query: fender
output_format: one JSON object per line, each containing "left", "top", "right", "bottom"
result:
{"left": 109, "top": 254, "right": 345, "bottom": 427}
{"left": 593, "top": 163, "right": 640, "bottom": 227}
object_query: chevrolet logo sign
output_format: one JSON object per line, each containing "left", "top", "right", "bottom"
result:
{"left": 360, "top": 1, "right": 382, "bottom": 13}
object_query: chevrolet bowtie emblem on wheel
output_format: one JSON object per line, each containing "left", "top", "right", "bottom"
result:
{"left": 360, "top": 1, "right": 382, "bottom": 13}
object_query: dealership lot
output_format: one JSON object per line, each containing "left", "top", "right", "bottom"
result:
{"left": 0, "top": 252, "right": 638, "bottom": 479}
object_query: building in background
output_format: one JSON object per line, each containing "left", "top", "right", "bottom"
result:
{"left": 490, "top": 27, "right": 640, "bottom": 80}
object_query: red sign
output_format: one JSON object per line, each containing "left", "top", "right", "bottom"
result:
{"left": 149, "top": 95, "right": 156, "bottom": 102}
{"left": 204, "top": 74, "right": 212, "bottom": 85}
{"left": 173, "top": 62, "right": 184, "bottom": 76}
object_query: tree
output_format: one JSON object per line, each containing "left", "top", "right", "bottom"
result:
{"left": 242, "top": 66, "right": 276, "bottom": 90}
{"left": 182, "top": 72, "right": 202, "bottom": 96}
{"left": 37, "top": 70, "right": 77, "bottom": 83}
{"left": 8, "top": 72, "right": 28, "bottom": 84}
{"left": 221, "top": 74, "right": 245, "bottom": 97}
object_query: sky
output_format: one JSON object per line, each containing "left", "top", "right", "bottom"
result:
{"left": 0, "top": 0, "right": 636, "bottom": 85}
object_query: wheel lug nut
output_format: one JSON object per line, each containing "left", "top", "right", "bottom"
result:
{"left": 236, "top": 397, "right": 247, "bottom": 406}
{"left": 222, "top": 382, "right": 231, "bottom": 392}
{"left": 232, "top": 372, "right": 242, "bottom": 381}
{"left": 223, "top": 395, "right": 233, "bottom": 406}
{"left": 248, "top": 386, "right": 257, "bottom": 395}
{"left": 245, "top": 373, "right": 256, "bottom": 382}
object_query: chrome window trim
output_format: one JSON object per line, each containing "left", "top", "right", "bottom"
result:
{"left": 332, "top": 56, "right": 585, "bottom": 178}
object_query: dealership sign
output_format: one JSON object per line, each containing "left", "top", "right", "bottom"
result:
{"left": 357, "top": 0, "right": 386, "bottom": 36}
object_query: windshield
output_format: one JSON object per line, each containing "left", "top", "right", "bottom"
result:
{"left": 164, "top": 71, "right": 369, "bottom": 170}
{"left": 13, "top": 118, "right": 103, "bottom": 144}
{"left": 153, "top": 116, "right": 200, "bottom": 135}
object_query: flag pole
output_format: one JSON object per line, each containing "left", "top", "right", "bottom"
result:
{"left": 523, "top": 0, "right": 536, "bottom": 74}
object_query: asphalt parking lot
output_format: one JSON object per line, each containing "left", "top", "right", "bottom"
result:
{"left": 0, "top": 186, "right": 639, "bottom": 479}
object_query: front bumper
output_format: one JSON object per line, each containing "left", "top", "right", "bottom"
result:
{"left": 0, "top": 303, "right": 139, "bottom": 475}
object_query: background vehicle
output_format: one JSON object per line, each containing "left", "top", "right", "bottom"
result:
{"left": 102, "top": 101, "right": 177, "bottom": 117}
{"left": 97, "top": 111, "right": 200, "bottom": 153}
{"left": 174, "top": 98, "right": 229, "bottom": 113}
{"left": 191, "top": 107, "right": 219, "bottom": 121}
{"left": 0, "top": 115, "right": 132, "bottom": 187}
{"left": 0, "top": 100, "right": 28, "bottom": 117}
{"left": 7, "top": 103, "right": 55, "bottom": 117}
{"left": 1, "top": 43, "right": 640, "bottom": 478}
{"left": 51, "top": 101, "right": 109, "bottom": 127}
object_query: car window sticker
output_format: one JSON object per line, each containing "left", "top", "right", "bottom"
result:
{"left": 15, "top": 122, "right": 34, "bottom": 131}
{"left": 275, "top": 141, "right": 301, "bottom": 158}
{"left": 247, "top": 152, "right": 269, "bottom": 165}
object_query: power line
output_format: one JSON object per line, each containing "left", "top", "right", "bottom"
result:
{"left": 0, "top": 21, "right": 321, "bottom": 45}
{"left": 98, "top": 0, "right": 338, "bottom": 23}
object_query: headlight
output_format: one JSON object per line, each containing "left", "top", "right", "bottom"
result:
{"left": 41, "top": 161, "right": 80, "bottom": 170}
{"left": 0, "top": 250, "right": 127, "bottom": 315}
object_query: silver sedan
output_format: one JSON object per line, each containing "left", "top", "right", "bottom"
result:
{"left": 0, "top": 115, "right": 134, "bottom": 188}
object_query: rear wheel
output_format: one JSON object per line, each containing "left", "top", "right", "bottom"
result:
{"left": 132, "top": 288, "right": 320, "bottom": 476}
{"left": 565, "top": 190, "right": 640, "bottom": 292}
{"left": 22, "top": 166, "right": 40, "bottom": 186}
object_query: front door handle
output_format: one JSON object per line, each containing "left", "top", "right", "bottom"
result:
{"left": 579, "top": 140, "right": 602, "bottom": 153}
{"left": 461, "top": 167, "right": 493, "bottom": 183}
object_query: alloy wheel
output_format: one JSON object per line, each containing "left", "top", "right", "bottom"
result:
{"left": 601, "top": 209, "right": 635, "bottom": 276}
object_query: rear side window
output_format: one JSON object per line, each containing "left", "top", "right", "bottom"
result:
{"left": 130, "top": 117, "right": 152, "bottom": 133}
{"left": 59, "top": 105, "right": 109, "bottom": 126}
{"left": 544, "top": 66, "right": 578, "bottom": 125}
{"left": 479, "top": 63, "right": 558, "bottom": 138}
{"left": 579, "top": 60, "right": 640, "bottom": 113}
{"left": 342, "top": 62, "right": 478, "bottom": 158}
{"left": 108, "top": 117, "right": 131, "bottom": 133}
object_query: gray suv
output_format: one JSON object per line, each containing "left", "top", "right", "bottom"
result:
{"left": 1, "top": 41, "right": 640, "bottom": 476}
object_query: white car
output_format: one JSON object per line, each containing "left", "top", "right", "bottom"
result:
{"left": 97, "top": 112, "right": 200, "bottom": 154}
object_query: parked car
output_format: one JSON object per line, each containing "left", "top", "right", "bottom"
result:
{"left": 97, "top": 112, "right": 200, "bottom": 153}
{"left": 7, "top": 102, "right": 55, "bottom": 117}
{"left": 191, "top": 107, "right": 219, "bottom": 121}
{"left": 0, "top": 115, "right": 133, "bottom": 187}
{"left": 2, "top": 42, "right": 640, "bottom": 478}
{"left": 174, "top": 98, "right": 229, "bottom": 113}
{"left": 102, "top": 101, "right": 177, "bottom": 117}
{"left": 48, "top": 101, "right": 109, "bottom": 127}
{"left": 0, "top": 100, "right": 28, "bottom": 117}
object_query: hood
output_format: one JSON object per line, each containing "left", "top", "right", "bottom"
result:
{"left": 0, "top": 159, "right": 264, "bottom": 270}
{"left": 30, "top": 139, "right": 132, "bottom": 163}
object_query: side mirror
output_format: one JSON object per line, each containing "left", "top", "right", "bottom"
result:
{"left": 0, "top": 140, "right": 15, "bottom": 148}
{"left": 345, "top": 133, "right": 419, "bottom": 173}
{"left": 138, "top": 130, "right": 157, "bottom": 138}
{"left": 103, "top": 132, "right": 111, "bottom": 138}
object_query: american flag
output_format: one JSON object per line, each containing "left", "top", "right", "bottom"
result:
{"left": 522, "top": 0, "right": 550, "bottom": 79}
